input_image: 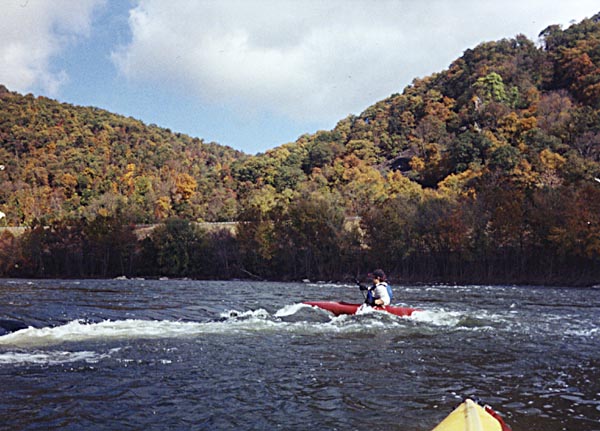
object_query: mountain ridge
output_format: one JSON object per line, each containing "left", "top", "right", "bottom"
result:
{"left": 1, "top": 13, "right": 599, "bottom": 282}
{"left": 2, "top": 13, "right": 600, "bottom": 226}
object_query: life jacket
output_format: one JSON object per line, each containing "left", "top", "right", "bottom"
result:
{"left": 366, "top": 282, "right": 393, "bottom": 305}
{"left": 366, "top": 289, "right": 375, "bottom": 305}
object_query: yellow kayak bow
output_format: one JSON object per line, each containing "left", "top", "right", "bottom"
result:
{"left": 431, "top": 399, "right": 511, "bottom": 431}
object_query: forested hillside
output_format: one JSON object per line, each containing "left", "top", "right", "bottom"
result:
{"left": 1, "top": 14, "right": 599, "bottom": 284}
{"left": 0, "top": 87, "right": 245, "bottom": 225}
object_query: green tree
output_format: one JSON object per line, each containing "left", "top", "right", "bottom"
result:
{"left": 83, "top": 215, "right": 138, "bottom": 277}
{"left": 282, "top": 192, "right": 348, "bottom": 280}
{"left": 475, "top": 72, "right": 508, "bottom": 103}
{"left": 488, "top": 145, "right": 521, "bottom": 171}
{"left": 148, "top": 218, "right": 208, "bottom": 277}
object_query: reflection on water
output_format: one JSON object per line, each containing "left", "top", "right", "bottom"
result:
{"left": 0, "top": 279, "right": 598, "bottom": 430}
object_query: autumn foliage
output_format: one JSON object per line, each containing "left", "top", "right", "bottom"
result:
{"left": 1, "top": 14, "right": 600, "bottom": 284}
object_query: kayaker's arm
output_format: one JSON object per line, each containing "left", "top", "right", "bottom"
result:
{"left": 356, "top": 276, "right": 389, "bottom": 306}
{"left": 372, "top": 298, "right": 385, "bottom": 306}
{"left": 355, "top": 279, "right": 368, "bottom": 291}
{"left": 356, "top": 280, "right": 372, "bottom": 304}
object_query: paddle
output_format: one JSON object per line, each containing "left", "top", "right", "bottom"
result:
{"left": 355, "top": 279, "right": 372, "bottom": 305}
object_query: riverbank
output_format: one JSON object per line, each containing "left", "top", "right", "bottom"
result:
{"left": 2, "top": 220, "right": 598, "bottom": 286}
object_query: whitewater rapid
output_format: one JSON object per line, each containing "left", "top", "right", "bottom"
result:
{"left": 0, "top": 303, "right": 491, "bottom": 364}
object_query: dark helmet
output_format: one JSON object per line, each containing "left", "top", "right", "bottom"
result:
{"left": 369, "top": 269, "right": 386, "bottom": 280}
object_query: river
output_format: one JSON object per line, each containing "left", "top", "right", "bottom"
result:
{"left": 0, "top": 279, "right": 598, "bottom": 430}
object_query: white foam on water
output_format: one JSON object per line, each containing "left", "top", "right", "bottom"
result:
{"left": 0, "top": 303, "right": 512, "bottom": 349}
{"left": 0, "top": 349, "right": 117, "bottom": 365}
{"left": 406, "top": 308, "right": 506, "bottom": 332}
{"left": 274, "top": 303, "right": 312, "bottom": 317}
{"left": 278, "top": 303, "right": 498, "bottom": 333}
{"left": 354, "top": 304, "right": 378, "bottom": 315}
{"left": 304, "top": 282, "right": 345, "bottom": 289}
{"left": 0, "top": 315, "right": 297, "bottom": 348}
{"left": 409, "top": 309, "right": 463, "bottom": 327}
{"left": 565, "top": 327, "right": 599, "bottom": 337}
{"left": 0, "top": 319, "right": 206, "bottom": 348}
{"left": 220, "top": 308, "right": 271, "bottom": 320}
{"left": 0, "top": 314, "right": 394, "bottom": 348}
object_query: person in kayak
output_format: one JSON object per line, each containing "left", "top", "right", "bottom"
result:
{"left": 360, "top": 269, "right": 392, "bottom": 306}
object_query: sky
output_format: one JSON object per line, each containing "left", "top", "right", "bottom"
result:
{"left": 0, "top": 1, "right": 599, "bottom": 155}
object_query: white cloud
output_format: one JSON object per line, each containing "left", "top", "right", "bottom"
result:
{"left": 2, "top": 0, "right": 598, "bottom": 127}
{"left": 111, "top": 0, "right": 599, "bottom": 124}
{"left": 113, "top": 0, "right": 417, "bottom": 122}
{"left": 0, "top": 0, "right": 104, "bottom": 95}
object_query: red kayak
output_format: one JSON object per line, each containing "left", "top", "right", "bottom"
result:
{"left": 304, "top": 301, "right": 419, "bottom": 317}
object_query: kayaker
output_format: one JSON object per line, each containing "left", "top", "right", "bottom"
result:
{"left": 360, "top": 269, "right": 392, "bottom": 306}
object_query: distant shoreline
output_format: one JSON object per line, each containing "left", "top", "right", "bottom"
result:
{"left": 0, "top": 275, "right": 597, "bottom": 289}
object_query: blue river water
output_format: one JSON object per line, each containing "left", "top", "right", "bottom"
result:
{"left": 0, "top": 279, "right": 598, "bottom": 430}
